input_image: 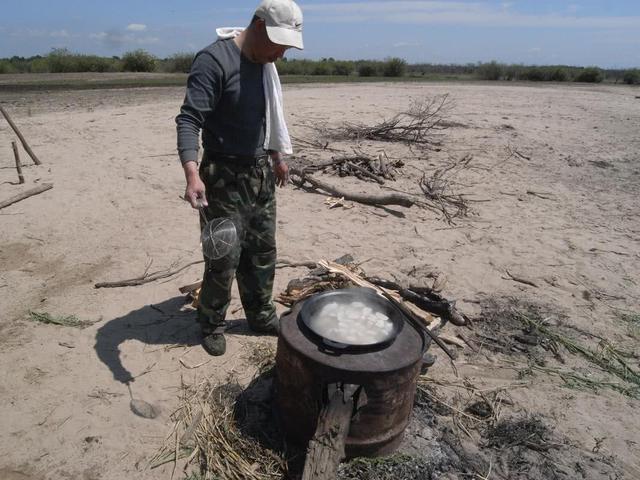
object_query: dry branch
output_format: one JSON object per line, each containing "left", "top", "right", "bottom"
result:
{"left": 418, "top": 154, "right": 473, "bottom": 223}
{"left": 94, "top": 260, "right": 204, "bottom": 288}
{"left": 0, "top": 183, "right": 53, "bottom": 210}
{"left": 96, "top": 257, "right": 320, "bottom": 289}
{"left": 0, "top": 105, "right": 42, "bottom": 165}
{"left": 317, "top": 95, "right": 452, "bottom": 148}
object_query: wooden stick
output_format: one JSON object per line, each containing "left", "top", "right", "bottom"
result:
{"left": 344, "top": 161, "right": 385, "bottom": 184}
{"left": 12, "top": 141, "right": 25, "bottom": 184}
{"left": 0, "top": 183, "right": 52, "bottom": 210}
{"left": 98, "top": 257, "right": 319, "bottom": 289}
{"left": 0, "top": 105, "right": 42, "bottom": 165}
{"left": 290, "top": 168, "right": 415, "bottom": 208}
{"left": 301, "top": 384, "right": 355, "bottom": 480}
{"left": 276, "top": 259, "right": 319, "bottom": 269}
{"left": 505, "top": 269, "right": 539, "bottom": 288}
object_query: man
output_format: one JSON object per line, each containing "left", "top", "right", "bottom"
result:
{"left": 176, "top": 0, "right": 303, "bottom": 356}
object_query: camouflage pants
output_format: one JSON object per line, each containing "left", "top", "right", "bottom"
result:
{"left": 197, "top": 152, "right": 277, "bottom": 335}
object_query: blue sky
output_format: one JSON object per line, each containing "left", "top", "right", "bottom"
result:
{"left": 2, "top": 1, "right": 639, "bottom": 67}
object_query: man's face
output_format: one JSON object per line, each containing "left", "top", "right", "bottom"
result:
{"left": 252, "top": 20, "right": 290, "bottom": 64}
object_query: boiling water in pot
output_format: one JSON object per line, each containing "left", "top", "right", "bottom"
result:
{"left": 308, "top": 300, "right": 394, "bottom": 345}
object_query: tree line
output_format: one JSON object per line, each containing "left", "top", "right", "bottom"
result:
{"left": 1, "top": 49, "right": 638, "bottom": 85}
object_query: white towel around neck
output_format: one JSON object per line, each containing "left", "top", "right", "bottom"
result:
{"left": 216, "top": 27, "right": 293, "bottom": 155}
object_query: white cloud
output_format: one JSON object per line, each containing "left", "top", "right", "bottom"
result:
{"left": 50, "top": 29, "right": 70, "bottom": 38}
{"left": 126, "top": 23, "right": 147, "bottom": 32}
{"left": 137, "top": 36, "right": 160, "bottom": 45}
{"left": 10, "top": 28, "right": 47, "bottom": 38}
{"left": 89, "top": 30, "right": 160, "bottom": 48}
{"left": 529, "top": 47, "right": 542, "bottom": 53}
{"left": 393, "top": 41, "right": 423, "bottom": 48}
{"left": 303, "top": 2, "right": 640, "bottom": 29}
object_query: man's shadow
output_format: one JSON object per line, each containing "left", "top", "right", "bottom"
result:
{"left": 94, "top": 296, "right": 200, "bottom": 383}
{"left": 95, "top": 296, "right": 272, "bottom": 384}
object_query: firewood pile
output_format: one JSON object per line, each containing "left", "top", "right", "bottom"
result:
{"left": 276, "top": 255, "right": 468, "bottom": 329}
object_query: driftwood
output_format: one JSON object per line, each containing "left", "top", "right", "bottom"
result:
{"left": 365, "top": 276, "right": 467, "bottom": 326}
{"left": 290, "top": 168, "right": 416, "bottom": 208}
{"left": 344, "top": 160, "right": 385, "bottom": 184}
{"left": 301, "top": 384, "right": 356, "bottom": 480}
{"left": 12, "top": 141, "right": 24, "bottom": 184}
{"left": 294, "top": 152, "right": 399, "bottom": 184}
{"left": 0, "top": 105, "right": 42, "bottom": 165}
{"left": 0, "top": 183, "right": 52, "bottom": 210}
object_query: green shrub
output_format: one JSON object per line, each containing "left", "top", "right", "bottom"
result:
{"left": 547, "top": 67, "right": 569, "bottom": 82}
{"left": 503, "top": 65, "right": 519, "bottom": 81}
{"left": 43, "top": 48, "right": 118, "bottom": 73}
{"left": 163, "top": 53, "right": 195, "bottom": 73}
{"left": 521, "top": 66, "right": 546, "bottom": 81}
{"left": 275, "top": 58, "right": 314, "bottom": 75}
{"left": 0, "top": 60, "right": 16, "bottom": 74}
{"left": 574, "top": 67, "right": 603, "bottom": 83}
{"left": 382, "top": 57, "right": 407, "bottom": 77}
{"left": 477, "top": 61, "right": 503, "bottom": 80}
{"left": 312, "top": 61, "right": 331, "bottom": 75}
{"left": 623, "top": 69, "right": 640, "bottom": 85}
{"left": 332, "top": 61, "right": 352, "bottom": 76}
{"left": 358, "top": 62, "right": 378, "bottom": 77}
{"left": 122, "top": 49, "right": 157, "bottom": 72}
{"left": 29, "top": 57, "right": 49, "bottom": 73}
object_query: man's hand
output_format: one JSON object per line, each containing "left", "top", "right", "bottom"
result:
{"left": 183, "top": 161, "right": 208, "bottom": 208}
{"left": 271, "top": 152, "right": 289, "bottom": 187}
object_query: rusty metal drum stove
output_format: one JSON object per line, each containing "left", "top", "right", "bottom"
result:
{"left": 275, "top": 288, "right": 428, "bottom": 458}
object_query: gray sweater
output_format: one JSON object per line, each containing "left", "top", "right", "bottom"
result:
{"left": 176, "top": 38, "right": 266, "bottom": 164}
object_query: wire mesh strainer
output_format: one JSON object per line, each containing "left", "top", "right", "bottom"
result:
{"left": 199, "top": 208, "right": 238, "bottom": 260}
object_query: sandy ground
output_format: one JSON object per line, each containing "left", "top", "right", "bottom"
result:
{"left": 0, "top": 79, "right": 639, "bottom": 479}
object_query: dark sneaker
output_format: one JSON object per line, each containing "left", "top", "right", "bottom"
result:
{"left": 202, "top": 333, "right": 226, "bottom": 356}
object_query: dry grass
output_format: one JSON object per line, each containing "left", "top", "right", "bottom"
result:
{"left": 150, "top": 376, "right": 287, "bottom": 480}
{"left": 241, "top": 341, "right": 277, "bottom": 376}
{"left": 514, "top": 310, "right": 640, "bottom": 392}
{"left": 151, "top": 341, "right": 290, "bottom": 480}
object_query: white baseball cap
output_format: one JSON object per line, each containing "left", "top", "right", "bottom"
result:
{"left": 255, "top": 0, "right": 304, "bottom": 50}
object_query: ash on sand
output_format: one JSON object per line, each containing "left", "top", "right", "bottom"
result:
{"left": 178, "top": 369, "right": 623, "bottom": 480}
{"left": 470, "top": 296, "right": 567, "bottom": 364}
{"left": 337, "top": 401, "right": 487, "bottom": 480}
{"left": 217, "top": 370, "right": 472, "bottom": 480}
